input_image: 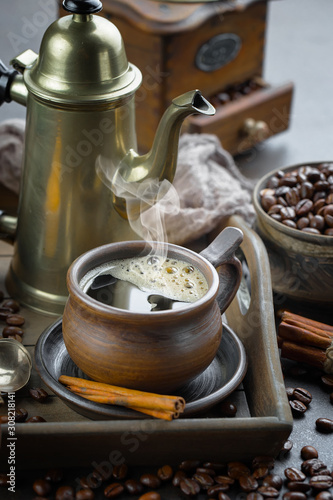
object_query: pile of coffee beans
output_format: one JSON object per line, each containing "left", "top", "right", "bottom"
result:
{"left": 0, "top": 289, "right": 25, "bottom": 342}
{"left": 210, "top": 78, "right": 263, "bottom": 108}
{"left": 259, "top": 163, "right": 333, "bottom": 235}
{"left": 1, "top": 445, "right": 332, "bottom": 500}
{"left": 0, "top": 288, "right": 49, "bottom": 422}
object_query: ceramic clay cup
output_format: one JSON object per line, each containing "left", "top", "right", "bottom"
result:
{"left": 62, "top": 226, "right": 243, "bottom": 393}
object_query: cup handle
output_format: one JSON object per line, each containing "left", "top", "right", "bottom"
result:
{"left": 200, "top": 226, "right": 243, "bottom": 313}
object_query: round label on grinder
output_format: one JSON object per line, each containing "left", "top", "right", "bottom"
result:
{"left": 195, "top": 33, "right": 241, "bottom": 72}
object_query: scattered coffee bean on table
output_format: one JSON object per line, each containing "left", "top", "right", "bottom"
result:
{"left": 316, "top": 417, "right": 333, "bottom": 433}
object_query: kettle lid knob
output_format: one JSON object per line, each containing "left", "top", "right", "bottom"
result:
{"left": 62, "top": 0, "right": 102, "bottom": 14}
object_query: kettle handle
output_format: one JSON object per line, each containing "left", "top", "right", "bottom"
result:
{"left": 200, "top": 226, "right": 243, "bottom": 313}
{"left": 0, "top": 210, "right": 16, "bottom": 241}
{"left": 0, "top": 60, "right": 18, "bottom": 105}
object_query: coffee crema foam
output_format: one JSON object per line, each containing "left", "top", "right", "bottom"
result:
{"left": 80, "top": 255, "right": 209, "bottom": 304}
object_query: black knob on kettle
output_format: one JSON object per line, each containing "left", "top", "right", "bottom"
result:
{"left": 63, "top": 0, "right": 103, "bottom": 14}
{"left": 0, "top": 60, "right": 18, "bottom": 106}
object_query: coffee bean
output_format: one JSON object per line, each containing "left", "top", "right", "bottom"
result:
{"left": 316, "top": 417, "right": 333, "bottom": 433}
{"left": 239, "top": 475, "right": 259, "bottom": 492}
{"left": 172, "top": 470, "right": 187, "bottom": 487}
{"left": 310, "top": 214, "right": 325, "bottom": 231}
{"left": 2, "top": 325, "right": 24, "bottom": 337}
{"left": 315, "top": 492, "right": 333, "bottom": 500}
{"left": 218, "top": 494, "right": 232, "bottom": 500}
{"left": 282, "top": 219, "right": 297, "bottom": 228}
{"left": 202, "top": 462, "right": 226, "bottom": 472}
{"left": 112, "top": 463, "right": 128, "bottom": 480}
{"left": 15, "top": 408, "right": 28, "bottom": 422}
{"left": 104, "top": 482, "right": 124, "bottom": 498}
{"left": 215, "top": 475, "right": 235, "bottom": 486}
{"left": 207, "top": 484, "right": 231, "bottom": 496}
{"left": 281, "top": 175, "right": 298, "bottom": 187}
{"left": 43, "top": 468, "right": 63, "bottom": 483}
{"left": 261, "top": 195, "right": 277, "bottom": 212}
{"left": 289, "top": 399, "right": 307, "bottom": 416}
{"left": 257, "top": 485, "right": 280, "bottom": 497}
{"left": 2, "top": 299, "right": 20, "bottom": 313}
{"left": 280, "top": 206, "right": 296, "bottom": 220}
{"left": 29, "top": 387, "right": 48, "bottom": 403}
{"left": 5, "top": 332, "right": 23, "bottom": 342}
{"left": 287, "top": 481, "right": 311, "bottom": 493}
{"left": 157, "top": 464, "right": 173, "bottom": 481}
{"left": 247, "top": 493, "right": 264, "bottom": 500}
{"left": 125, "top": 478, "right": 144, "bottom": 495}
{"left": 192, "top": 471, "right": 214, "bottom": 489}
{"left": 179, "top": 460, "right": 201, "bottom": 472}
{"left": 252, "top": 466, "right": 269, "bottom": 479}
{"left": 0, "top": 473, "right": 9, "bottom": 486}
{"left": 0, "top": 290, "right": 4, "bottom": 301}
{"left": 55, "top": 485, "right": 75, "bottom": 500}
{"left": 310, "top": 475, "right": 333, "bottom": 490}
{"left": 218, "top": 401, "right": 237, "bottom": 417}
{"left": 301, "top": 445, "right": 318, "bottom": 460}
{"left": 228, "top": 462, "right": 251, "bottom": 479}
{"left": 301, "top": 226, "right": 321, "bottom": 234}
{"left": 32, "top": 478, "right": 52, "bottom": 496}
{"left": 26, "top": 415, "right": 46, "bottom": 423}
{"left": 138, "top": 493, "right": 161, "bottom": 500}
{"left": 196, "top": 467, "right": 216, "bottom": 477}
{"left": 283, "top": 492, "right": 308, "bottom": 500}
{"left": 179, "top": 477, "right": 200, "bottom": 496}
{"left": 325, "top": 213, "right": 333, "bottom": 227}
{"left": 296, "top": 198, "right": 313, "bottom": 216}
{"left": 6, "top": 314, "right": 25, "bottom": 326}
{"left": 0, "top": 307, "right": 14, "bottom": 320}
{"left": 301, "top": 458, "right": 327, "bottom": 476}
{"left": 284, "top": 468, "right": 306, "bottom": 482}
{"left": 140, "top": 473, "right": 161, "bottom": 489}
{"left": 76, "top": 489, "right": 95, "bottom": 500}
{"left": 321, "top": 374, "right": 333, "bottom": 391}
{"left": 293, "top": 387, "right": 312, "bottom": 406}
{"left": 262, "top": 474, "right": 283, "bottom": 490}
{"left": 279, "top": 440, "right": 293, "bottom": 457}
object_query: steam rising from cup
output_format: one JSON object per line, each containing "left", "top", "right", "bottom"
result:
{"left": 96, "top": 155, "right": 180, "bottom": 258}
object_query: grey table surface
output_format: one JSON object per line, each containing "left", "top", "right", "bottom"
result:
{"left": 0, "top": 0, "right": 333, "bottom": 498}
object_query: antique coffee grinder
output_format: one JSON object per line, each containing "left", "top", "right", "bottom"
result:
{"left": 89, "top": 0, "right": 293, "bottom": 154}
{"left": 0, "top": 0, "right": 215, "bottom": 314}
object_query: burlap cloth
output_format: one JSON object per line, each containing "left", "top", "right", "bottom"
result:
{"left": 0, "top": 119, "right": 255, "bottom": 244}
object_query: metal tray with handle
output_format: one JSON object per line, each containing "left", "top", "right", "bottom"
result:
{"left": 0, "top": 215, "right": 292, "bottom": 470}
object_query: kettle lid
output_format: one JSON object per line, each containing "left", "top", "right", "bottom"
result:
{"left": 24, "top": 0, "right": 142, "bottom": 104}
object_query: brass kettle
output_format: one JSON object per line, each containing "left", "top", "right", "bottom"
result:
{"left": 0, "top": 0, "right": 215, "bottom": 315}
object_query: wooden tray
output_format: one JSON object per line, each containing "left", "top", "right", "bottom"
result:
{"left": 0, "top": 215, "right": 292, "bottom": 470}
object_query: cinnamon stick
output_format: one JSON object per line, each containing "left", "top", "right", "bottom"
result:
{"left": 76, "top": 393, "right": 177, "bottom": 421}
{"left": 278, "top": 322, "right": 333, "bottom": 350}
{"left": 58, "top": 375, "right": 186, "bottom": 419}
{"left": 277, "top": 311, "right": 333, "bottom": 374}
{"left": 279, "top": 310, "right": 333, "bottom": 334}
{"left": 279, "top": 339, "right": 328, "bottom": 370}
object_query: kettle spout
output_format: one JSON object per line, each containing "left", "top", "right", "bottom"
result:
{"left": 113, "top": 90, "right": 215, "bottom": 219}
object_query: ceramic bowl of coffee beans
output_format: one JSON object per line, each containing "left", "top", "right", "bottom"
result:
{"left": 62, "top": 227, "right": 243, "bottom": 394}
{"left": 253, "top": 161, "right": 333, "bottom": 306}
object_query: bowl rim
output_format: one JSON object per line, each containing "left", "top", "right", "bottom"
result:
{"left": 65, "top": 240, "right": 220, "bottom": 318}
{"left": 253, "top": 161, "right": 333, "bottom": 243}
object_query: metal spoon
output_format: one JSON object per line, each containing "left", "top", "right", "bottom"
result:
{"left": 0, "top": 338, "right": 32, "bottom": 393}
